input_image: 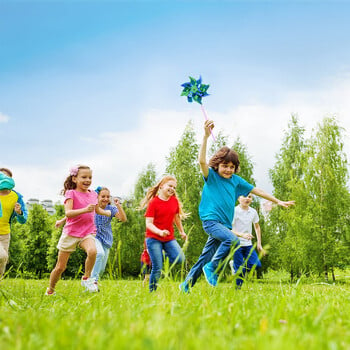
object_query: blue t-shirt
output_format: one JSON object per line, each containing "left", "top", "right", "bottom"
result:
{"left": 94, "top": 204, "right": 118, "bottom": 248}
{"left": 199, "top": 168, "right": 254, "bottom": 229}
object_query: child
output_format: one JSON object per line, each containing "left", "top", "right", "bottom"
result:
{"left": 179, "top": 120, "right": 294, "bottom": 292}
{"left": 0, "top": 168, "right": 28, "bottom": 278}
{"left": 140, "top": 175, "right": 187, "bottom": 292}
{"left": 46, "top": 165, "right": 112, "bottom": 295}
{"left": 231, "top": 194, "right": 264, "bottom": 288}
{"left": 91, "top": 187, "right": 127, "bottom": 286}
{"left": 140, "top": 237, "right": 151, "bottom": 287}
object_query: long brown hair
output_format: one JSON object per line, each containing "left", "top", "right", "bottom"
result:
{"left": 61, "top": 165, "right": 91, "bottom": 195}
{"left": 139, "top": 175, "right": 188, "bottom": 219}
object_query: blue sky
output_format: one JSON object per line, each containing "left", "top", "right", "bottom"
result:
{"left": 1, "top": 1, "right": 350, "bottom": 202}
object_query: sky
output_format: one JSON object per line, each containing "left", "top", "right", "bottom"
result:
{"left": 1, "top": 0, "right": 350, "bottom": 204}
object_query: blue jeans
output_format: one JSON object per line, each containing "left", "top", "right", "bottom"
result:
{"left": 183, "top": 220, "right": 240, "bottom": 287}
{"left": 146, "top": 238, "right": 185, "bottom": 292}
{"left": 234, "top": 245, "right": 261, "bottom": 287}
{"left": 91, "top": 238, "right": 110, "bottom": 281}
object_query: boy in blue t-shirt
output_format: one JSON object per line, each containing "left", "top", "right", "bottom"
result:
{"left": 179, "top": 121, "right": 295, "bottom": 292}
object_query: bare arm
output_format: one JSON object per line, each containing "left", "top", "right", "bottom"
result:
{"left": 95, "top": 205, "right": 112, "bottom": 217}
{"left": 145, "top": 217, "right": 170, "bottom": 237}
{"left": 173, "top": 214, "right": 187, "bottom": 240}
{"left": 232, "top": 229, "right": 253, "bottom": 241}
{"left": 198, "top": 120, "right": 214, "bottom": 178}
{"left": 65, "top": 199, "right": 95, "bottom": 218}
{"left": 254, "top": 222, "right": 263, "bottom": 252}
{"left": 114, "top": 198, "right": 127, "bottom": 222}
{"left": 251, "top": 188, "right": 295, "bottom": 208}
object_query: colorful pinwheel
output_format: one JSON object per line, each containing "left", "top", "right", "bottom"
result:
{"left": 181, "top": 75, "right": 215, "bottom": 141}
{"left": 181, "top": 76, "right": 209, "bottom": 104}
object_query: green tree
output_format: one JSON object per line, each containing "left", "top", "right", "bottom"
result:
{"left": 265, "top": 115, "right": 306, "bottom": 279}
{"left": 110, "top": 164, "right": 157, "bottom": 278}
{"left": 23, "top": 204, "right": 54, "bottom": 278}
{"left": 165, "top": 121, "right": 204, "bottom": 266}
{"left": 303, "top": 117, "right": 350, "bottom": 280}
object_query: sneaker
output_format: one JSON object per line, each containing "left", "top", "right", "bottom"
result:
{"left": 202, "top": 262, "right": 218, "bottom": 287}
{"left": 81, "top": 277, "right": 98, "bottom": 293}
{"left": 45, "top": 288, "right": 56, "bottom": 296}
{"left": 94, "top": 281, "right": 100, "bottom": 292}
{"left": 179, "top": 282, "right": 190, "bottom": 294}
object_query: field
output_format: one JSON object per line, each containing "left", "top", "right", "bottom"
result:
{"left": 0, "top": 273, "right": 349, "bottom": 350}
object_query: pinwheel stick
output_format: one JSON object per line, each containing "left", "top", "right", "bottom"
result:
{"left": 200, "top": 104, "right": 216, "bottom": 142}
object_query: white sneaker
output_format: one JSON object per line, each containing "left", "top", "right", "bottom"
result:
{"left": 45, "top": 288, "right": 56, "bottom": 296}
{"left": 81, "top": 277, "right": 98, "bottom": 293}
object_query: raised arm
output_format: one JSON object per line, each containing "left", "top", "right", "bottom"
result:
{"left": 113, "top": 198, "right": 127, "bottom": 222}
{"left": 250, "top": 188, "right": 295, "bottom": 208}
{"left": 198, "top": 120, "right": 214, "bottom": 178}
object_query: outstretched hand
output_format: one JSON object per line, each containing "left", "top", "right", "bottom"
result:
{"left": 277, "top": 200, "right": 295, "bottom": 208}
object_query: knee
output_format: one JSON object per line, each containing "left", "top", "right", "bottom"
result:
{"left": 54, "top": 263, "right": 66, "bottom": 275}
{"left": 86, "top": 247, "right": 97, "bottom": 258}
{"left": 96, "top": 251, "right": 105, "bottom": 260}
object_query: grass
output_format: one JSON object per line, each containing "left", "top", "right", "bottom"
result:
{"left": 0, "top": 273, "right": 349, "bottom": 350}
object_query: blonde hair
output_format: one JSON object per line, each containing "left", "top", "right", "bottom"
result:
{"left": 139, "top": 175, "right": 188, "bottom": 219}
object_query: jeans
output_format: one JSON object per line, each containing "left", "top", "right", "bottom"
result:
{"left": 91, "top": 238, "right": 110, "bottom": 281}
{"left": 183, "top": 220, "right": 240, "bottom": 287}
{"left": 146, "top": 238, "right": 185, "bottom": 292}
{"left": 234, "top": 245, "right": 261, "bottom": 287}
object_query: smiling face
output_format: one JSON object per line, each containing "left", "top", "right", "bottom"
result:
{"left": 159, "top": 180, "right": 177, "bottom": 199}
{"left": 98, "top": 189, "right": 111, "bottom": 208}
{"left": 239, "top": 194, "right": 253, "bottom": 208}
{"left": 217, "top": 162, "right": 236, "bottom": 179}
{"left": 73, "top": 168, "right": 92, "bottom": 192}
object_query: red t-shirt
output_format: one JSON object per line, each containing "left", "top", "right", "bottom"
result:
{"left": 145, "top": 195, "right": 179, "bottom": 242}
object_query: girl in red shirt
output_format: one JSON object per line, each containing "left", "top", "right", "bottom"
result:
{"left": 140, "top": 175, "right": 187, "bottom": 292}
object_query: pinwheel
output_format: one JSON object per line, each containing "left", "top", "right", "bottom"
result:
{"left": 181, "top": 76, "right": 215, "bottom": 141}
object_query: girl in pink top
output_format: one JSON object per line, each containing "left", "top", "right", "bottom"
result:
{"left": 46, "top": 165, "right": 111, "bottom": 295}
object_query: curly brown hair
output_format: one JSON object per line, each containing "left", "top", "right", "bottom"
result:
{"left": 209, "top": 146, "right": 240, "bottom": 173}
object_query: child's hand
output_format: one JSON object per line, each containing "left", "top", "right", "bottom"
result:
{"left": 14, "top": 203, "right": 22, "bottom": 215}
{"left": 55, "top": 217, "right": 66, "bottom": 228}
{"left": 179, "top": 232, "right": 187, "bottom": 241}
{"left": 204, "top": 120, "right": 214, "bottom": 138}
{"left": 257, "top": 243, "right": 266, "bottom": 256}
{"left": 277, "top": 200, "right": 295, "bottom": 208}
{"left": 113, "top": 197, "right": 121, "bottom": 206}
{"left": 241, "top": 233, "right": 253, "bottom": 240}
{"left": 159, "top": 229, "right": 170, "bottom": 237}
{"left": 85, "top": 204, "right": 95, "bottom": 213}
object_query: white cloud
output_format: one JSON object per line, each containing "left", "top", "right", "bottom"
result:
{"left": 11, "top": 76, "right": 350, "bottom": 204}
{"left": 0, "top": 112, "right": 10, "bottom": 123}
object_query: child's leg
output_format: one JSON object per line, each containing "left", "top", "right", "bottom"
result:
{"left": 245, "top": 247, "right": 262, "bottom": 275}
{"left": 163, "top": 239, "right": 185, "bottom": 264}
{"left": 183, "top": 236, "right": 220, "bottom": 287}
{"left": 99, "top": 246, "right": 110, "bottom": 278}
{"left": 146, "top": 238, "right": 163, "bottom": 292}
{"left": 0, "top": 234, "right": 10, "bottom": 277}
{"left": 203, "top": 221, "right": 240, "bottom": 270}
{"left": 233, "top": 247, "right": 245, "bottom": 288}
{"left": 48, "top": 251, "right": 71, "bottom": 291}
{"left": 80, "top": 237, "right": 97, "bottom": 278}
{"left": 91, "top": 238, "right": 105, "bottom": 281}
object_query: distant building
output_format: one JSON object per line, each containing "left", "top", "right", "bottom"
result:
{"left": 26, "top": 198, "right": 56, "bottom": 215}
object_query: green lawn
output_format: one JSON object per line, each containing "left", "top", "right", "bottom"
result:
{"left": 0, "top": 275, "right": 349, "bottom": 350}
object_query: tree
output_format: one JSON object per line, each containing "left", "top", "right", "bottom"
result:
{"left": 23, "top": 204, "right": 53, "bottom": 278}
{"left": 165, "top": 121, "right": 204, "bottom": 266}
{"left": 265, "top": 115, "right": 306, "bottom": 279}
{"left": 110, "top": 163, "right": 157, "bottom": 277}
